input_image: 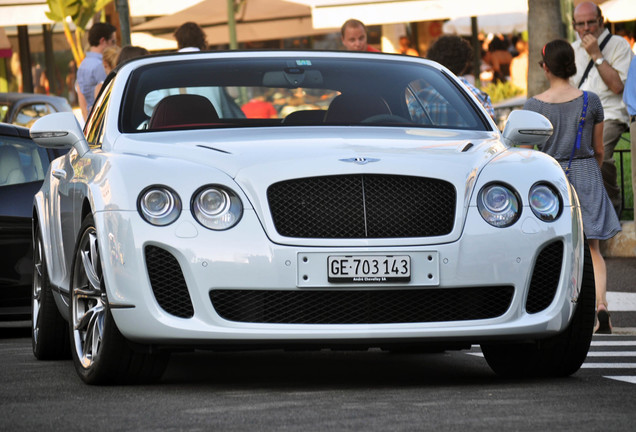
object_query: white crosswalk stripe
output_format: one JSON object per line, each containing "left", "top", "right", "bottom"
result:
{"left": 589, "top": 336, "right": 636, "bottom": 383}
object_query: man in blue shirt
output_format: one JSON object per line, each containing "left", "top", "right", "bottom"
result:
{"left": 624, "top": 56, "right": 636, "bottom": 222}
{"left": 76, "top": 22, "right": 117, "bottom": 120}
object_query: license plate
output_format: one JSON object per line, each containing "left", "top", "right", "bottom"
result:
{"left": 328, "top": 255, "right": 411, "bottom": 283}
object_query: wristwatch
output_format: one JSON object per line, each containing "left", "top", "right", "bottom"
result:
{"left": 594, "top": 57, "right": 605, "bottom": 66}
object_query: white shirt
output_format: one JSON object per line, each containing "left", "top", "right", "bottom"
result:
{"left": 571, "top": 29, "right": 633, "bottom": 124}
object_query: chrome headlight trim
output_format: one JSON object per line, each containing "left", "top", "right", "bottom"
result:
{"left": 138, "top": 186, "right": 182, "bottom": 226}
{"left": 192, "top": 185, "right": 243, "bottom": 230}
{"left": 477, "top": 182, "right": 521, "bottom": 228}
{"left": 529, "top": 182, "right": 562, "bottom": 222}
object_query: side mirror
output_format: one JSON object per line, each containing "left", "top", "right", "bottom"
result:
{"left": 502, "top": 110, "right": 553, "bottom": 147}
{"left": 30, "top": 112, "right": 89, "bottom": 156}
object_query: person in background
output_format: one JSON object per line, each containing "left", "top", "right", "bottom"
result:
{"left": 340, "top": 19, "right": 380, "bottom": 52}
{"left": 617, "top": 29, "right": 636, "bottom": 55}
{"left": 487, "top": 35, "right": 512, "bottom": 83}
{"left": 571, "top": 1, "right": 633, "bottom": 218}
{"left": 509, "top": 37, "right": 528, "bottom": 93}
{"left": 116, "top": 45, "right": 150, "bottom": 65}
{"left": 174, "top": 21, "right": 208, "bottom": 52}
{"left": 426, "top": 35, "right": 495, "bottom": 119}
{"left": 398, "top": 35, "right": 419, "bottom": 56}
{"left": 94, "top": 45, "right": 121, "bottom": 99}
{"left": 241, "top": 93, "right": 278, "bottom": 119}
{"left": 76, "top": 22, "right": 117, "bottom": 120}
{"left": 624, "top": 56, "right": 636, "bottom": 223}
{"left": 522, "top": 39, "right": 620, "bottom": 333}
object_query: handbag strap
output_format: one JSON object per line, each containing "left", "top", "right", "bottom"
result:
{"left": 577, "top": 33, "right": 612, "bottom": 88}
{"left": 565, "top": 91, "right": 589, "bottom": 176}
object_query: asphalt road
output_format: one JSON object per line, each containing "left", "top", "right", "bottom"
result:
{"left": 1, "top": 327, "right": 635, "bottom": 431}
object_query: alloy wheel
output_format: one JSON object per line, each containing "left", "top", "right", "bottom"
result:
{"left": 71, "top": 227, "right": 106, "bottom": 369}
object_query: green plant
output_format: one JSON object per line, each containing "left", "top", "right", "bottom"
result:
{"left": 481, "top": 81, "right": 525, "bottom": 104}
{"left": 45, "top": 0, "right": 113, "bottom": 66}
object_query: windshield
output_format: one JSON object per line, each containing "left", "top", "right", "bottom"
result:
{"left": 120, "top": 56, "right": 490, "bottom": 133}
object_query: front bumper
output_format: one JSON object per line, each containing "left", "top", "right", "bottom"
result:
{"left": 98, "top": 205, "right": 583, "bottom": 347}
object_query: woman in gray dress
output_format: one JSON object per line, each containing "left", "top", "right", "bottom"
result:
{"left": 522, "top": 39, "right": 621, "bottom": 333}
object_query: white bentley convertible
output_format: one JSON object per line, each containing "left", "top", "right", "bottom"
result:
{"left": 29, "top": 50, "right": 594, "bottom": 384}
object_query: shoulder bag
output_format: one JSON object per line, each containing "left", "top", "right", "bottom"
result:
{"left": 565, "top": 91, "right": 589, "bottom": 178}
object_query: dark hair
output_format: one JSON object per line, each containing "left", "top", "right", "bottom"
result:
{"left": 174, "top": 22, "right": 208, "bottom": 50}
{"left": 340, "top": 19, "right": 367, "bottom": 37}
{"left": 116, "top": 45, "right": 150, "bottom": 65}
{"left": 88, "top": 22, "right": 117, "bottom": 47}
{"left": 542, "top": 39, "right": 577, "bottom": 79}
{"left": 427, "top": 35, "right": 472, "bottom": 76}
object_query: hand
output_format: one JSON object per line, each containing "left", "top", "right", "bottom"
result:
{"left": 581, "top": 34, "right": 602, "bottom": 60}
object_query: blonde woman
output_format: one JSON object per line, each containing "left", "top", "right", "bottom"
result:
{"left": 94, "top": 45, "right": 120, "bottom": 99}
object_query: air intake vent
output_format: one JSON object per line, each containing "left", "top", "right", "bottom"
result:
{"left": 526, "top": 241, "right": 564, "bottom": 314}
{"left": 145, "top": 246, "right": 194, "bottom": 318}
{"left": 210, "top": 286, "right": 513, "bottom": 324}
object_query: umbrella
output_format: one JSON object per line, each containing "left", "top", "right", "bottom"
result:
{"left": 133, "top": 0, "right": 337, "bottom": 46}
{"left": 286, "top": 0, "right": 527, "bottom": 29}
{"left": 601, "top": 0, "right": 636, "bottom": 23}
{"left": 442, "top": 12, "right": 527, "bottom": 35}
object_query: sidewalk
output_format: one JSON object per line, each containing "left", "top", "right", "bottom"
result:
{"left": 601, "top": 221, "right": 636, "bottom": 258}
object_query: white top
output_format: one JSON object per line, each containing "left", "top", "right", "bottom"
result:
{"left": 571, "top": 29, "right": 633, "bottom": 124}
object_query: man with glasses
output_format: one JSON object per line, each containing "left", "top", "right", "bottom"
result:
{"left": 571, "top": 1, "right": 633, "bottom": 218}
{"left": 76, "top": 22, "right": 117, "bottom": 120}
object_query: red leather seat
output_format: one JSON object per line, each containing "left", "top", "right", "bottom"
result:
{"left": 324, "top": 93, "right": 391, "bottom": 124}
{"left": 148, "top": 94, "right": 219, "bottom": 129}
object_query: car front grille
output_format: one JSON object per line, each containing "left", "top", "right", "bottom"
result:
{"left": 525, "top": 240, "right": 564, "bottom": 314}
{"left": 145, "top": 246, "right": 194, "bottom": 318}
{"left": 267, "top": 174, "right": 456, "bottom": 238}
{"left": 209, "top": 286, "right": 513, "bottom": 324}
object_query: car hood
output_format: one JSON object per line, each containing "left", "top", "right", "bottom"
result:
{"left": 118, "top": 126, "right": 503, "bottom": 186}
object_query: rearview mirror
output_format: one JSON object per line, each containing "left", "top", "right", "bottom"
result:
{"left": 502, "top": 110, "right": 553, "bottom": 147}
{"left": 30, "top": 112, "right": 89, "bottom": 156}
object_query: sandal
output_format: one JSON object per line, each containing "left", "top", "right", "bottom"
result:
{"left": 595, "top": 305, "right": 612, "bottom": 334}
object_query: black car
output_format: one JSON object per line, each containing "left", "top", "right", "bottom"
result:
{"left": 0, "top": 92, "right": 73, "bottom": 128}
{"left": 0, "top": 122, "right": 65, "bottom": 321}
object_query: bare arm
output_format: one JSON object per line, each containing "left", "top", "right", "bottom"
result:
{"left": 581, "top": 35, "right": 625, "bottom": 94}
{"left": 593, "top": 121, "right": 604, "bottom": 168}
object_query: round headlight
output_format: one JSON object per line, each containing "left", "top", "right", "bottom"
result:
{"left": 138, "top": 186, "right": 181, "bottom": 226}
{"left": 478, "top": 183, "right": 520, "bottom": 227}
{"left": 192, "top": 185, "right": 242, "bottom": 230}
{"left": 529, "top": 183, "right": 561, "bottom": 221}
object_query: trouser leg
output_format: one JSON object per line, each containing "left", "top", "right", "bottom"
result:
{"left": 601, "top": 120, "right": 628, "bottom": 217}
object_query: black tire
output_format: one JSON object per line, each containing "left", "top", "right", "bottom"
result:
{"left": 69, "top": 214, "right": 169, "bottom": 385}
{"left": 32, "top": 226, "right": 71, "bottom": 360}
{"left": 481, "top": 240, "right": 596, "bottom": 378}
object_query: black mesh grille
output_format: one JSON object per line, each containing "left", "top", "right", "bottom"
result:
{"left": 267, "top": 174, "right": 456, "bottom": 238}
{"left": 526, "top": 241, "right": 564, "bottom": 314}
{"left": 209, "top": 286, "right": 513, "bottom": 324}
{"left": 145, "top": 246, "right": 194, "bottom": 318}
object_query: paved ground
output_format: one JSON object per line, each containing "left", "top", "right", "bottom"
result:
{"left": 606, "top": 257, "right": 636, "bottom": 331}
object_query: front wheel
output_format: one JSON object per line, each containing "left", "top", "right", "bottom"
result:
{"left": 70, "top": 214, "right": 169, "bottom": 385}
{"left": 481, "top": 240, "right": 596, "bottom": 378}
{"left": 32, "top": 226, "right": 70, "bottom": 359}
